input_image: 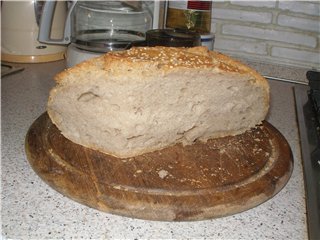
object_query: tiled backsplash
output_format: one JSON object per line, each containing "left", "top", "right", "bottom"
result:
{"left": 211, "top": 1, "right": 320, "bottom": 69}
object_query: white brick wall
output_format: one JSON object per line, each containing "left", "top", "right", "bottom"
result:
{"left": 277, "top": 14, "right": 319, "bottom": 32}
{"left": 211, "top": 1, "right": 320, "bottom": 69}
{"left": 271, "top": 46, "right": 320, "bottom": 64}
{"left": 222, "top": 25, "right": 317, "bottom": 47}
{"left": 278, "top": 1, "right": 320, "bottom": 16}
{"left": 215, "top": 38, "right": 268, "bottom": 55}
{"left": 212, "top": 8, "right": 273, "bottom": 24}
{"left": 230, "top": 1, "right": 277, "bottom": 8}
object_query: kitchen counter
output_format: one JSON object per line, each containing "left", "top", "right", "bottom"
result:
{"left": 1, "top": 59, "right": 308, "bottom": 239}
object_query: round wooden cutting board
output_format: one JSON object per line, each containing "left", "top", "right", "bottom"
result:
{"left": 25, "top": 112, "right": 293, "bottom": 221}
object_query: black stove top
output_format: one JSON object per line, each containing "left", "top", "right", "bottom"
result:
{"left": 295, "top": 70, "right": 320, "bottom": 240}
{"left": 308, "top": 73, "right": 320, "bottom": 132}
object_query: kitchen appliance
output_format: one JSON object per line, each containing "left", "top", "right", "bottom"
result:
{"left": 294, "top": 70, "right": 320, "bottom": 240}
{"left": 1, "top": 1, "right": 67, "bottom": 63}
{"left": 38, "top": 1, "right": 160, "bottom": 67}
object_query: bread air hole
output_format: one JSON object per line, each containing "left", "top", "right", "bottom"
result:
{"left": 77, "top": 91, "right": 100, "bottom": 102}
{"left": 180, "top": 87, "right": 187, "bottom": 94}
{"left": 126, "top": 135, "right": 143, "bottom": 141}
{"left": 114, "top": 128, "right": 121, "bottom": 136}
{"left": 133, "top": 107, "right": 143, "bottom": 115}
{"left": 227, "top": 86, "right": 239, "bottom": 92}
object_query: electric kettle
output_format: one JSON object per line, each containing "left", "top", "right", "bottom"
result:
{"left": 38, "top": 1, "right": 155, "bottom": 67}
{"left": 1, "top": 1, "right": 67, "bottom": 63}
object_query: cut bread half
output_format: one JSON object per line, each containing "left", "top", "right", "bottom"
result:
{"left": 48, "top": 46, "right": 269, "bottom": 158}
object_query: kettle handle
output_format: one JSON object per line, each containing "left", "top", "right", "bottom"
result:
{"left": 38, "top": 1, "right": 77, "bottom": 45}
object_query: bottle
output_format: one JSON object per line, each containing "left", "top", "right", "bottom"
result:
{"left": 165, "top": 1, "right": 212, "bottom": 34}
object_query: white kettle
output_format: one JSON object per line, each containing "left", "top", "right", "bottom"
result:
{"left": 1, "top": 1, "right": 67, "bottom": 63}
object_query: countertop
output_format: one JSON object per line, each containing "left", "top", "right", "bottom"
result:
{"left": 1, "top": 59, "right": 308, "bottom": 239}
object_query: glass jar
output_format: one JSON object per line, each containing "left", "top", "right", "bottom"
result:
{"left": 166, "top": 1, "right": 212, "bottom": 34}
{"left": 72, "top": 1, "right": 152, "bottom": 52}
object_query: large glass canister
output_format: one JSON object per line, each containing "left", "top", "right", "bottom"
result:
{"left": 71, "top": 1, "right": 153, "bottom": 52}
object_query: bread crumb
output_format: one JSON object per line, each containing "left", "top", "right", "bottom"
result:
{"left": 158, "top": 169, "right": 169, "bottom": 179}
{"left": 219, "top": 149, "right": 226, "bottom": 154}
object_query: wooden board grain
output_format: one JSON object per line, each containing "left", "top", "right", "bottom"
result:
{"left": 25, "top": 112, "right": 293, "bottom": 221}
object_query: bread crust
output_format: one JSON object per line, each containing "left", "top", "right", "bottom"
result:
{"left": 55, "top": 46, "right": 269, "bottom": 93}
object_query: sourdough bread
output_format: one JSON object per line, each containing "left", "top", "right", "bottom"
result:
{"left": 48, "top": 46, "right": 269, "bottom": 158}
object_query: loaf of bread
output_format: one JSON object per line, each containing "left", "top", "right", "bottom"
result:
{"left": 48, "top": 46, "right": 269, "bottom": 158}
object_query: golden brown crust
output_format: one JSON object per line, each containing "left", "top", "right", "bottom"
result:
{"left": 104, "top": 46, "right": 213, "bottom": 69}
{"left": 102, "top": 46, "right": 252, "bottom": 74}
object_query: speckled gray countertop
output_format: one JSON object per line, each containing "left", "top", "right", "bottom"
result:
{"left": 1, "top": 59, "right": 308, "bottom": 239}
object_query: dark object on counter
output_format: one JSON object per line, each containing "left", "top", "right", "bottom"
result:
{"left": 1, "top": 63, "right": 24, "bottom": 77}
{"left": 295, "top": 70, "right": 320, "bottom": 240}
{"left": 25, "top": 112, "right": 292, "bottom": 221}
{"left": 146, "top": 29, "right": 201, "bottom": 47}
{"left": 307, "top": 70, "right": 320, "bottom": 90}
